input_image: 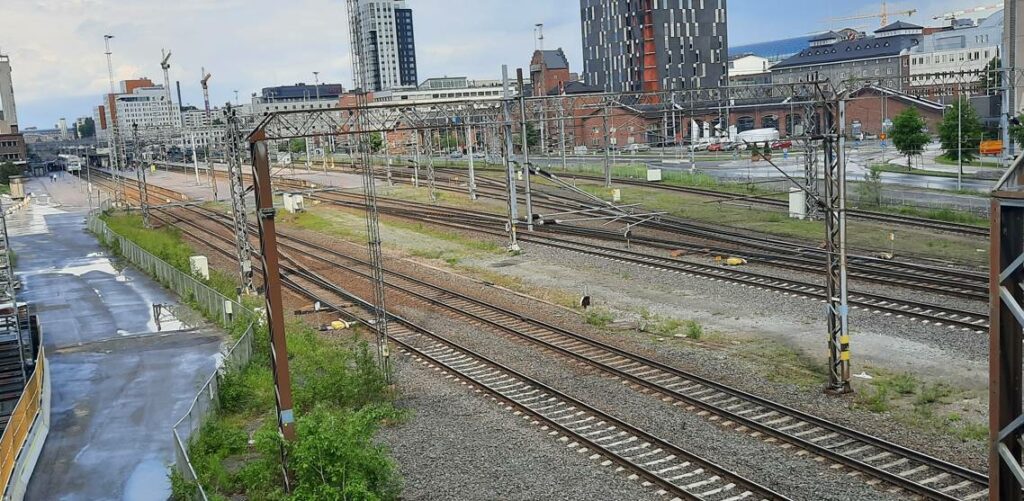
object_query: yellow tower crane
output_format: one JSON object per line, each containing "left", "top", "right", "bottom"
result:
{"left": 825, "top": 1, "right": 917, "bottom": 28}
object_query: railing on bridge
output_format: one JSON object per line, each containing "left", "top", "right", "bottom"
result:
{"left": 0, "top": 334, "right": 48, "bottom": 499}
{"left": 87, "top": 214, "right": 256, "bottom": 501}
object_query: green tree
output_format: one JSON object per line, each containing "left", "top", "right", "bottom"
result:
{"left": 369, "top": 132, "right": 383, "bottom": 153}
{"left": 939, "top": 97, "right": 982, "bottom": 162}
{"left": 0, "top": 161, "right": 19, "bottom": 185}
{"left": 288, "top": 138, "right": 306, "bottom": 154}
{"left": 858, "top": 165, "right": 884, "bottom": 207}
{"left": 1012, "top": 114, "right": 1024, "bottom": 150}
{"left": 77, "top": 118, "right": 95, "bottom": 138}
{"left": 979, "top": 57, "right": 1002, "bottom": 94}
{"left": 890, "top": 107, "right": 930, "bottom": 168}
{"left": 515, "top": 122, "right": 540, "bottom": 152}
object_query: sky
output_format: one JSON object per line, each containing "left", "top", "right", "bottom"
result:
{"left": 1, "top": 0, "right": 989, "bottom": 129}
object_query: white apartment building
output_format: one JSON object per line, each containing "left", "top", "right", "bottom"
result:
{"left": 347, "top": 0, "right": 418, "bottom": 91}
{"left": 908, "top": 10, "right": 1003, "bottom": 90}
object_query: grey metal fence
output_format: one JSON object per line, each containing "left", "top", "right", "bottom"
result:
{"left": 87, "top": 214, "right": 256, "bottom": 501}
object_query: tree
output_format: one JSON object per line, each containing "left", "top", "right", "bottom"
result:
{"left": 1011, "top": 114, "right": 1024, "bottom": 150}
{"left": 857, "top": 165, "right": 884, "bottom": 207}
{"left": 939, "top": 97, "right": 983, "bottom": 162}
{"left": 0, "top": 161, "right": 21, "bottom": 185}
{"left": 288, "top": 138, "right": 306, "bottom": 154}
{"left": 979, "top": 57, "right": 1002, "bottom": 95}
{"left": 514, "top": 122, "right": 540, "bottom": 153}
{"left": 76, "top": 118, "right": 95, "bottom": 138}
{"left": 368, "top": 132, "right": 383, "bottom": 153}
{"left": 890, "top": 107, "right": 930, "bottom": 168}
{"left": 211, "top": 118, "right": 224, "bottom": 126}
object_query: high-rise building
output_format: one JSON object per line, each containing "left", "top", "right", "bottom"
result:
{"left": 580, "top": 0, "right": 728, "bottom": 93}
{"left": 0, "top": 53, "right": 19, "bottom": 134}
{"left": 347, "top": 0, "right": 419, "bottom": 91}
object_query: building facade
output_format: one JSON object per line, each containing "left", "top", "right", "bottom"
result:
{"left": 252, "top": 83, "right": 345, "bottom": 115}
{"left": 771, "top": 23, "right": 924, "bottom": 90}
{"left": 580, "top": 0, "right": 728, "bottom": 92}
{"left": 530, "top": 49, "right": 573, "bottom": 96}
{"left": 908, "top": 10, "right": 1003, "bottom": 95}
{"left": 728, "top": 54, "right": 772, "bottom": 86}
{"left": 347, "top": 0, "right": 419, "bottom": 91}
{"left": 0, "top": 53, "right": 19, "bottom": 135}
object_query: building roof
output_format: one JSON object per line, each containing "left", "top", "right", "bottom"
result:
{"left": 550, "top": 81, "right": 602, "bottom": 95}
{"left": 772, "top": 33, "right": 920, "bottom": 69}
{"left": 729, "top": 35, "right": 811, "bottom": 62}
{"left": 809, "top": 31, "right": 840, "bottom": 42}
{"left": 876, "top": 20, "right": 923, "bottom": 33}
{"left": 537, "top": 49, "right": 569, "bottom": 70}
{"left": 852, "top": 84, "right": 944, "bottom": 111}
{"left": 261, "top": 83, "right": 345, "bottom": 100}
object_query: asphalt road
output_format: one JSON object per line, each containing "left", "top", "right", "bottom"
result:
{"left": 12, "top": 177, "right": 224, "bottom": 501}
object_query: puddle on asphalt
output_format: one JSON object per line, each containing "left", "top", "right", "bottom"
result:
{"left": 123, "top": 458, "right": 170, "bottom": 501}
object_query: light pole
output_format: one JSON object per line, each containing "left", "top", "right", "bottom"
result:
{"left": 958, "top": 95, "right": 963, "bottom": 191}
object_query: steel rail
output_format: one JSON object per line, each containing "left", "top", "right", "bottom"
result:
{"left": 153, "top": 207, "right": 787, "bottom": 501}
{"left": 171, "top": 204, "right": 989, "bottom": 501}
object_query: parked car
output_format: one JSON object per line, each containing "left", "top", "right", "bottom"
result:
{"left": 707, "top": 143, "right": 724, "bottom": 152}
{"left": 625, "top": 143, "right": 651, "bottom": 153}
{"left": 771, "top": 140, "right": 793, "bottom": 150}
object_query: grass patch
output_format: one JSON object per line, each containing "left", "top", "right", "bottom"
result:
{"left": 934, "top": 154, "right": 1004, "bottom": 169}
{"left": 184, "top": 322, "right": 403, "bottom": 500}
{"left": 575, "top": 182, "right": 987, "bottom": 265}
{"left": 872, "top": 163, "right": 982, "bottom": 180}
{"left": 584, "top": 308, "right": 614, "bottom": 327}
{"left": 852, "top": 369, "right": 987, "bottom": 442}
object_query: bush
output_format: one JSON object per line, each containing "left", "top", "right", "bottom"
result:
{"left": 289, "top": 405, "right": 401, "bottom": 500}
{"left": 685, "top": 320, "right": 703, "bottom": 340}
{"left": 584, "top": 308, "right": 614, "bottom": 327}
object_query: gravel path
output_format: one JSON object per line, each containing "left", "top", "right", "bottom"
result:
{"left": 377, "top": 352, "right": 657, "bottom": 501}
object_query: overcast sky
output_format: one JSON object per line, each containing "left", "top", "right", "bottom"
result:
{"left": 3, "top": 0, "right": 984, "bottom": 129}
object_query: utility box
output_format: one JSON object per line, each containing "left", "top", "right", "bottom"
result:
{"left": 646, "top": 168, "right": 662, "bottom": 182}
{"left": 788, "top": 188, "right": 807, "bottom": 220}
{"left": 283, "top": 193, "right": 306, "bottom": 214}
{"left": 189, "top": 256, "right": 210, "bottom": 280}
{"left": 8, "top": 176, "right": 25, "bottom": 200}
{"left": 611, "top": 189, "right": 622, "bottom": 203}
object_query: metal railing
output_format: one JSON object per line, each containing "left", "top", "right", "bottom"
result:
{"left": 0, "top": 345, "right": 45, "bottom": 497}
{"left": 87, "top": 214, "right": 256, "bottom": 501}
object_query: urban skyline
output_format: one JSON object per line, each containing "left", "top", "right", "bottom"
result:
{"left": 1, "top": 0, "right": 991, "bottom": 128}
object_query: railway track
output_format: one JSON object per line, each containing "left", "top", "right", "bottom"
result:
{"left": 282, "top": 164, "right": 990, "bottom": 299}
{"left": 164, "top": 204, "right": 991, "bottom": 500}
{"left": 290, "top": 186, "right": 987, "bottom": 301}
{"left": 296, "top": 190, "right": 989, "bottom": 332}
{"left": 145, "top": 160, "right": 990, "bottom": 301}
{"left": 154, "top": 206, "right": 787, "bottom": 501}
{"left": 95, "top": 166, "right": 989, "bottom": 331}
{"left": 545, "top": 171, "right": 989, "bottom": 238}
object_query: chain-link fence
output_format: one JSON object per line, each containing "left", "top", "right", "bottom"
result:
{"left": 87, "top": 214, "right": 256, "bottom": 501}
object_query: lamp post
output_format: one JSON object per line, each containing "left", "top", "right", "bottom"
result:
{"left": 958, "top": 95, "right": 963, "bottom": 191}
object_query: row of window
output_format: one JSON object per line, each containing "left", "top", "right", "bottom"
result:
{"left": 0, "top": 141, "right": 20, "bottom": 148}
{"left": 911, "top": 49, "right": 992, "bottom": 66}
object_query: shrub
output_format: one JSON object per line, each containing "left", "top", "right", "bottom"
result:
{"left": 288, "top": 405, "right": 401, "bottom": 501}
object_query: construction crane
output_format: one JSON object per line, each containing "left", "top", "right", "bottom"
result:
{"left": 200, "top": 68, "right": 212, "bottom": 120}
{"left": 933, "top": 3, "right": 1001, "bottom": 22}
{"left": 159, "top": 50, "right": 176, "bottom": 127}
{"left": 825, "top": 1, "right": 917, "bottom": 28}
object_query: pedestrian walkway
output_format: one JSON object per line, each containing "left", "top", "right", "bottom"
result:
{"left": 10, "top": 176, "right": 225, "bottom": 500}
